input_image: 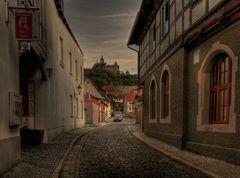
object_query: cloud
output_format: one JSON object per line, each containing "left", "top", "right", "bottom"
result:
{"left": 64, "top": 0, "right": 142, "bottom": 73}
{"left": 100, "top": 13, "right": 135, "bottom": 18}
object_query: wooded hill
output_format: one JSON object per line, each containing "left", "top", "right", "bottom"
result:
{"left": 84, "top": 67, "right": 138, "bottom": 88}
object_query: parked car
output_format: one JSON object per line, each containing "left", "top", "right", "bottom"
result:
{"left": 113, "top": 114, "right": 123, "bottom": 122}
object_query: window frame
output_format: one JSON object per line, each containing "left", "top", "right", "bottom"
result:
{"left": 209, "top": 54, "right": 232, "bottom": 124}
{"left": 149, "top": 76, "right": 157, "bottom": 123}
{"left": 149, "top": 22, "right": 156, "bottom": 52}
{"left": 75, "top": 60, "right": 78, "bottom": 81}
{"left": 196, "top": 42, "right": 237, "bottom": 133}
{"left": 159, "top": 64, "right": 171, "bottom": 124}
{"left": 59, "top": 36, "right": 64, "bottom": 68}
{"left": 162, "top": 71, "right": 170, "bottom": 118}
{"left": 161, "top": 1, "right": 170, "bottom": 38}
{"left": 69, "top": 52, "right": 72, "bottom": 75}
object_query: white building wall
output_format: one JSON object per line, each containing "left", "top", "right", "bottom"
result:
{"left": 42, "top": 0, "right": 84, "bottom": 141}
{"left": 0, "top": 1, "right": 21, "bottom": 174}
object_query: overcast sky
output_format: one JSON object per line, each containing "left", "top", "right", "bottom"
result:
{"left": 64, "top": 0, "right": 142, "bottom": 74}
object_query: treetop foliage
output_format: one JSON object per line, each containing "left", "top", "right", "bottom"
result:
{"left": 85, "top": 67, "right": 138, "bottom": 88}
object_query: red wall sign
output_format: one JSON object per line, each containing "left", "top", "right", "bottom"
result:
{"left": 15, "top": 12, "right": 33, "bottom": 40}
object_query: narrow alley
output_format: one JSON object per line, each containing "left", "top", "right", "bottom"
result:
{"left": 60, "top": 117, "right": 208, "bottom": 178}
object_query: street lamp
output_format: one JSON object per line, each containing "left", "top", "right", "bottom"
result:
{"left": 74, "top": 85, "right": 82, "bottom": 95}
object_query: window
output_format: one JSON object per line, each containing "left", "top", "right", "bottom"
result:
{"left": 161, "top": 1, "right": 170, "bottom": 37}
{"left": 150, "top": 23, "right": 156, "bottom": 51}
{"left": 70, "top": 95, "right": 73, "bottom": 118}
{"left": 191, "top": 0, "right": 198, "bottom": 5}
{"left": 162, "top": 71, "right": 169, "bottom": 118}
{"left": 76, "top": 98, "right": 79, "bottom": 118}
{"left": 197, "top": 42, "right": 237, "bottom": 133}
{"left": 209, "top": 54, "right": 232, "bottom": 124}
{"left": 81, "top": 101, "right": 83, "bottom": 119}
{"left": 160, "top": 65, "right": 171, "bottom": 124}
{"left": 69, "top": 52, "right": 72, "bottom": 75}
{"left": 75, "top": 60, "right": 78, "bottom": 81}
{"left": 60, "top": 37, "right": 64, "bottom": 67}
{"left": 80, "top": 66, "right": 83, "bottom": 84}
{"left": 150, "top": 81, "right": 156, "bottom": 120}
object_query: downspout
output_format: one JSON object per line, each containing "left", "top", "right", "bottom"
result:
{"left": 182, "top": 35, "right": 189, "bottom": 149}
{"left": 127, "top": 44, "right": 140, "bottom": 84}
{"left": 127, "top": 44, "right": 144, "bottom": 131}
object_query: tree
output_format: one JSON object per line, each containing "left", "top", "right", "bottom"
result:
{"left": 84, "top": 67, "right": 138, "bottom": 88}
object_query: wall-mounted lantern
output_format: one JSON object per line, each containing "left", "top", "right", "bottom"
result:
{"left": 74, "top": 85, "right": 82, "bottom": 97}
{"left": 45, "top": 67, "right": 53, "bottom": 78}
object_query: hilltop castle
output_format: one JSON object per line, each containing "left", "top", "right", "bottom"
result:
{"left": 94, "top": 56, "right": 119, "bottom": 71}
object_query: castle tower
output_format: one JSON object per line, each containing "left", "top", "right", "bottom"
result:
{"left": 100, "top": 55, "right": 105, "bottom": 64}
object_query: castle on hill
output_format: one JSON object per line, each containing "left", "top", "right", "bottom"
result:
{"left": 93, "top": 56, "right": 120, "bottom": 71}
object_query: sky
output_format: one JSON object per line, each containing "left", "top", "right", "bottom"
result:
{"left": 63, "top": 0, "right": 142, "bottom": 74}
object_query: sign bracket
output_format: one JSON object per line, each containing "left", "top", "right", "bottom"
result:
{"left": 5, "top": 0, "right": 39, "bottom": 23}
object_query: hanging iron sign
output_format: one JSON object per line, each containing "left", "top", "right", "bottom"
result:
{"left": 15, "top": 12, "right": 32, "bottom": 40}
{"left": 15, "top": 11, "right": 39, "bottom": 41}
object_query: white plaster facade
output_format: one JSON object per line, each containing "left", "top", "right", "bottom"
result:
{"left": 0, "top": 0, "right": 84, "bottom": 173}
{"left": 0, "top": 0, "right": 21, "bottom": 174}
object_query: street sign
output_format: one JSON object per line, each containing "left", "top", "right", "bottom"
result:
{"left": 15, "top": 12, "right": 32, "bottom": 40}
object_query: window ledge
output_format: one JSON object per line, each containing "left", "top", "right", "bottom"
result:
{"left": 160, "top": 116, "right": 171, "bottom": 124}
{"left": 149, "top": 118, "right": 157, "bottom": 123}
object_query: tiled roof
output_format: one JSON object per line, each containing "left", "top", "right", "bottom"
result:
{"left": 125, "top": 92, "right": 137, "bottom": 102}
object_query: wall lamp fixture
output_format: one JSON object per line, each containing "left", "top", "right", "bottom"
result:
{"left": 45, "top": 67, "right": 53, "bottom": 78}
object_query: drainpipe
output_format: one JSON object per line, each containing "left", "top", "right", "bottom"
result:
{"left": 182, "top": 36, "right": 189, "bottom": 149}
{"left": 128, "top": 44, "right": 144, "bottom": 131}
{"left": 127, "top": 44, "right": 140, "bottom": 83}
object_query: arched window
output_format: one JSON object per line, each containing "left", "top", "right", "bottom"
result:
{"left": 209, "top": 54, "right": 232, "bottom": 124}
{"left": 150, "top": 81, "right": 156, "bottom": 119}
{"left": 162, "top": 71, "right": 169, "bottom": 118}
{"left": 197, "top": 43, "right": 237, "bottom": 133}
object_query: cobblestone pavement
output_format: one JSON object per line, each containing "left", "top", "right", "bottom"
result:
{"left": 1, "top": 126, "right": 96, "bottom": 178}
{"left": 60, "top": 118, "right": 209, "bottom": 178}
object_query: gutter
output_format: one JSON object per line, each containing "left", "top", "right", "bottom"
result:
{"left": 54, "top": 0, "right": 84, "bottom": 55}
{"left": 127, "top": 44, "right": 139, "bottom": 52}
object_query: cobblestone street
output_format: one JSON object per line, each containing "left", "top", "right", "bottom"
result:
{"left": 60, "top": 117, "right": 209, "bottom": 178}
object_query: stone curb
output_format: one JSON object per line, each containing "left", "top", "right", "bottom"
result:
{"left": 51, "top": 122, "right": 110, "bottom": 178}
{"left": 128, "top": 124, "right": 220, "bottom": 178}
{"left": 51, "top": 129, "right": 94, "bottom": 178}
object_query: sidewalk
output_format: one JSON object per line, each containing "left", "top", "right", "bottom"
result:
{"left": 0, "top": 124, "right": 105, "bottom": 178}
{"left": 128, "top": 124, "right": 240, "bottom": 178}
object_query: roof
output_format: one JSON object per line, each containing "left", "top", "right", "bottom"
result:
{"left": 54, "top": 0, "right": 83, "bottom": 54}
{"left": 125, "top": 92, "right": 137, "bottom": 102}
{"left": 102, "top": 83, "right": 119, "bottom": 93}
{"left": 84, "top": 78, "right": 106, "bottom": 100}
{"left": 128, "top": 0, "right": 161, "bottom": 45}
